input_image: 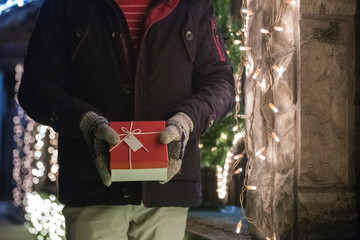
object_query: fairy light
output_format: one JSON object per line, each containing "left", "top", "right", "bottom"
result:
{"left": 234, "top": 154, "right": 243, "bottom": 160}
{"left": 236, "top": 220, "right": 242, "bottom": 233}
{"left": 272, "top": 65, "right": 286, "bottom": 74}
{"left": 233, "top": 131, "right": 245, "bottom": 144}
{"left": 269, "top": 103, "right": 279, "bottom": 113}
{"left": 24, "top": 192, "right": 65, "bottom": 240}
{"left": 241, "top": 9, "right": 254, "bottom": 15}
{"left": 198, "top": 144, "right": 204, "bottom": 149}
{"left": 240, "top": 46, "right": 252, "bottom": 51}
{"left": 234, "top": 168, "right": 243, "bottom": 175}
{"left": 253, "top": 68, "right": 261, "bottom": 79}
{"left": 261, "top": 29, "right": 270, "bottom": 34}
{"left": 0, "top": 0, "right": 31, "bottom": 15}
{"left": 216, "top": 151, "right": 234, "bottom": 199}
{"left": 238, "top": 0, "right": 297, "bottom": 237}
{"left": 234, "top": 39, "right": 242, "bottom": 45}
{"left": 211, "top": 147, "right": 217, "bottom": 152}
{"left": 235, "top": 94, "right": 240, "bottom": 102}
{"left": 274, "top": 26, "right": 284, "bottom": 32}
{"left": 271, "top": 132, "right": 280, "bottom": 142}
{"left": 220, "top": 133, "right": 228, "bottom": 140}
{"left": 285, "top": 0, "right": 296, "bottom": 4}
{"left": 12, "top": 64, "right": 36, "bottom": 207}
{"left": 246, "top": 186, "right": 257, "bottom": 190}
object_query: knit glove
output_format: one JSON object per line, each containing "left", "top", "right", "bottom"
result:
{"left": 159, "top": 112, "right": 194, "bottom": 184}
{"left": 79, "top": 111, "right": 120, "bottom": 187}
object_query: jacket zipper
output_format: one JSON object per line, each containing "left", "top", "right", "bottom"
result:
{"left": 211, "top": 18, "right": 226, "bottom": 62}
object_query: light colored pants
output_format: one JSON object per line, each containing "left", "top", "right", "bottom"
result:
{"left": 62, "top": 204, "right": 189, "bottom": 240}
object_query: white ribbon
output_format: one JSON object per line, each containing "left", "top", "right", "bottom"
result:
{"left": 109, "top": 121, "right": 161, "bottom": 169}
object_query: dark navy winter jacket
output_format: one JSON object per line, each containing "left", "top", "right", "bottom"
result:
{"left": 18, "top": 0, "right": 235, "bottom": 207}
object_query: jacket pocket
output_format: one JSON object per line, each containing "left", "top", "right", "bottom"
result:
{"left": 180, "top": 13, "right": 197, "bottom": 62}
{"left": 210, "top": 18, "right": 226, "bottom": 62}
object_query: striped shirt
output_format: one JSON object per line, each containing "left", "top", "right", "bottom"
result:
{"left": 115, "top": 0, "right": 151, "bottom": 51}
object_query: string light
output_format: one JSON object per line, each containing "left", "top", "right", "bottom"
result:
{"left": 285, "top": 0, "right": 296, "bottom": 4}
{"left": 220, "top": 133, "right": 228, "bottom": 140}
{"left": 234, "top": 168, "right": 243, "bottom": 175}
{"left": 239, "top": 0, "right": 295, "bottom": 237}
{"left": 261, "top": 29, "right": 270, "bottom": 34}
{"left": 24, "top": 192, "right": 65, "bottom": 240}
{"left": 240, "top": 46, "right": 252, "bottom": 51}
{"left": 0, "top": 0, "right": 31, "bottom": 15}
{"left": 236, "top": 220, "right": 242, "bottom": 233}
{"left": 253, "top": 68, "right": 261, "bottom": 79}
{"left": 234, "top": 154, "right": 243, "bottom": 160}
{"left": 271, "top": 132, "right": 280, "bottom": 142}
{"left": 269, "top": 103, "right": 279, "bottom": 113}
{"left": 234, "top": 39, "right": 242, "bottom": 45}
{"left": 272, "top": 65, "right": 286, "bottom": 73}
{"left": 241, "top": 9, "right": 254, "bottom": 15}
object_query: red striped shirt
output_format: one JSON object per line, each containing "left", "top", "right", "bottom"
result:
{"left": 115, "top": 0, "right": 151, "bottom": 51}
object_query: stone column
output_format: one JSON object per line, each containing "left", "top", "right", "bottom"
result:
{"left": 242, "top": 0, "right": 358, "bottom": 239}
{"left": 297, "top": 0, "right": 358, "bottom": 239}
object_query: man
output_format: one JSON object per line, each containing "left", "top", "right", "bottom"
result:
{"left": 18, "top": 0, "right": 235, "bottom": 239}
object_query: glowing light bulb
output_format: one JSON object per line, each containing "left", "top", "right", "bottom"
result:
{"left": 269, "top": 103, "right": 279, "bottom": 112}
{"left": 211, "top": 147, "right": 217, "bottom": 152}
{"left": 261, "top": 29, "right": 270, "bottom": 34}
{"left": 272, "top": 65, "right": 286, "bottom": 73}
{"left": 232, "top": 125, "right": 239, "bottom": 131}
{"left": 241, "top": 9, "right": 254, "bottom": 15}
{"left": 246, "top": 186, "right": 257, "bottom": 190}
{"left": 272, "top": 132, "right": 280, "bottom": 142}
{"left": 198, "top": 144, "right": 204, "bottom": 149}
{"left": 255, "top": 146, "right": 266, "bottom": 155}
{"left": 239, "top": 46, "right": 251, "bottom": 51}
{"left": 236, "top": 30, "right": 242, "bottom": 36}
{"left": 17, "top": 0, "right": 24, "bottom": 7}
{"left": 286, "top": 0, "right": 296, "bottom": 4}
{"left": 258, "top": 154, "right": 266, "bottom": 160}
{"left": 234, "top": 154, "right": 243, "bottom": 160}
{"left": 220, "top": 133, "right": 228, "bottom": 140}
{"left": 236, "top": 220, "right": 242, "bottom": 233}
{"left": 266, "top": 238, "right": 271, "bottom": 240}
{"left": 234, "top": 168, "right": 243, "bottom": 175}
{"left": 253, "top": 68, "right": 260, "bottom": 79}
{"left": 274, "top": 26, "right": 284, "bottom": 32}
{"left": 234, "top": 40, "right": 242, "bottom": 45}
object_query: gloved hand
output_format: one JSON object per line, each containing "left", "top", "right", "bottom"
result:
{"left": 159, "top": 112, "right": 194, "bottom": 184}
{"left": 79, "top": 111, "right": 120, "bottom": 187}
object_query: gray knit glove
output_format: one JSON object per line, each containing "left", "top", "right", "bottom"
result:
{"left": 79, "top": 111, "right": 120, "bottom": 187}
{"left": 159, "top": 112, "right": 194, "bottom": 184}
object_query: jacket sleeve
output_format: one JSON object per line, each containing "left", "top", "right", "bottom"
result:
{"left": 172, "top": 2, "right": 235, "bottom": 138}
{"left": 18, "top": 0, "right": 100, "bottom": 138}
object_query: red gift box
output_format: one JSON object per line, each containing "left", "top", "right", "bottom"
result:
{"left": 109, "top": 121, "right": 168, "bottom": 181}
